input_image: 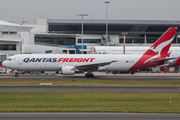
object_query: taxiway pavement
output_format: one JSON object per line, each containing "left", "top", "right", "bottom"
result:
{"left": 1, "top": 73, "right": 180, "bottom": 80}
{"left": 0, "top": 86, "right": 180, "bottom": 92}
{"left": 0, "top": 113, "right": 179, "bottom": 120}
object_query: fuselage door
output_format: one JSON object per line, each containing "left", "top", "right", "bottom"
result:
{"left": 18, "top": 57, "right": 22, "bottom": 65}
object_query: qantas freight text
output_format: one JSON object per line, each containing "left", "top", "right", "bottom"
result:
{"left": 23, "top": 58, "right": 96, "bottom": 63}
{"left": 58, "top": 58, "right": 95, "bottom": 62}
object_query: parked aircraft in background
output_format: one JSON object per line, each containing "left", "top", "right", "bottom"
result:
{"left": 91, "top": 46, "right": 180, "bottom": 58}
{"left": 91, "top": 39, "right": 180, "bottom": 67}
{"left": 2, "top": 27, "right": 178, "bottom": 77}
{"left": 91, "top": 46, "right": 180, "bottom": 68}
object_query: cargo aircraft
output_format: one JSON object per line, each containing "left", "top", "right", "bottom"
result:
{"left": 2, "top": 27, "right": 178, "bottom": 77}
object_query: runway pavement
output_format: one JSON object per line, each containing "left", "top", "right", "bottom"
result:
{"left": 1, "top": 73, "right": 180, "bottom": 80}
{"left": 0, "top": 113, "right": 179, "bottom": 120}
{"left": 0, "top": 86, "right": 180, "bottom": 92}
{"left": 1, "top": 73, "right": 180, "bottom": 92}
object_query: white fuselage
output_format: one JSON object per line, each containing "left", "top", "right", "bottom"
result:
{"left": 3, "top": 54, "right": 144, "bottom": 72}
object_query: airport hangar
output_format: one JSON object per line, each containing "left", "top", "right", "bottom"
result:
{"left": 1, "top": 19, "right": 180, "bottom": 64}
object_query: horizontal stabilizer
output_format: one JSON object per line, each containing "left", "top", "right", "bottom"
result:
{"left": 150, "top": 57, "right": 178, "bottom": 63}
{"left": 155, "top": 64, "right": 171, "bottom": 67}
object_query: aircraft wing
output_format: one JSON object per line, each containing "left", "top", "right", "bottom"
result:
{"left": 75, "top": 60, "right": 118, "bottom": 71}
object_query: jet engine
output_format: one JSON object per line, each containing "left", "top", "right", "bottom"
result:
{"left": 61, "top": 66, "right": 75, "bottom": 75}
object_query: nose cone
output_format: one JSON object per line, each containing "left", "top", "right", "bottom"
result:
{"left": 2, "top": 61, "right": 8, "bottom": 67}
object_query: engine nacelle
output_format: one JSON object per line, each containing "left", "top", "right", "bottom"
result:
{"left": 61, "top": 66, "right": 75, "bottom": 75}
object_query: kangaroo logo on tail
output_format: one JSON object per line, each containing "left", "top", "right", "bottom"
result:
{"left": 129, "top": 27, "right": 178, "bottom": 71}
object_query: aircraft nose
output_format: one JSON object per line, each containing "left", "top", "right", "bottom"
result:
{"left": 2, "top": 61, "right": 8, "bottom": 67}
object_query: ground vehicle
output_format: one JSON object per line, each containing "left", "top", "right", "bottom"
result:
{"left": 0, "top": 65, "right": 6, "bottom": 73}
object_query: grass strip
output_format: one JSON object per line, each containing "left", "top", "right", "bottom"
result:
{"left": 0, "top": 91, "right": 179, "bottom": 113}
{"left": 0, "top": 80, "right": 180, "bottom": 86}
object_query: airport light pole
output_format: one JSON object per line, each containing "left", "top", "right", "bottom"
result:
{"left": 122, "top": 32, "right": 128, "bottom": 54}
{"left": 105, "top": 1, "right": 110, "bottom": 46}
{"left": 77, "top": 14, "right": 88, "bottom": 54}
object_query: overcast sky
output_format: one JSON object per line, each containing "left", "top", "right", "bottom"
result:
{"left": 0, "top": 0, "right": 180, "bottom": 23}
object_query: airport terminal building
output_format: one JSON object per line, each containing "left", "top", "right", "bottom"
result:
{"left": 33, "top": 19, "right": 180, "bottom": 54}
{"left": 1, "top": 18, "right": 180, "bottom": 62}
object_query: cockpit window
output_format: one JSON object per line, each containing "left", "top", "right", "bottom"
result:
{"left": 7, "top": 58, "right": 12, "bottom": 61}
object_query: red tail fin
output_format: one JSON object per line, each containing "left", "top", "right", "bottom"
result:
{"left": 144, "top": 27, "right": 177, "bottom": 57}
{"left": 129, "top": 27, "right": 178, "bottom": 71}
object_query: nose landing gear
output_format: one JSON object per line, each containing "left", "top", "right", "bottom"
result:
{"left": 15, "top": 72, "right": 18, "bottom": 77}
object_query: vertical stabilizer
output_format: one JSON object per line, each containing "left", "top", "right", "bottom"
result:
{"left": 129, "top": 27, "right": 178, "bottom": 71}
{"left": 144, "top": 27, "right": 177, "bottom": 58}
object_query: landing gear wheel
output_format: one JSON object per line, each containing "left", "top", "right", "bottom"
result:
{"left": 85, "top": 73, "right": 94, "bottom": 78}
{"left": 15, "top": 74, "right": 18, "bottom": 77}
{"left": 89, "top": 74, "right": 94, "bottom": 78}
{"left": 85, "top": 73, "right": 90, "bottom": 78}
{"left": 131, "top": 72, "right": 135, "bottom": 75}
{"left": 14, "top": 72, "right": 18, "bottom": 77}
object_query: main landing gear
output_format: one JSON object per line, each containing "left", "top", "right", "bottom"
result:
{"left": 85, "top": 73, "right": 94, "bottom": 78}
